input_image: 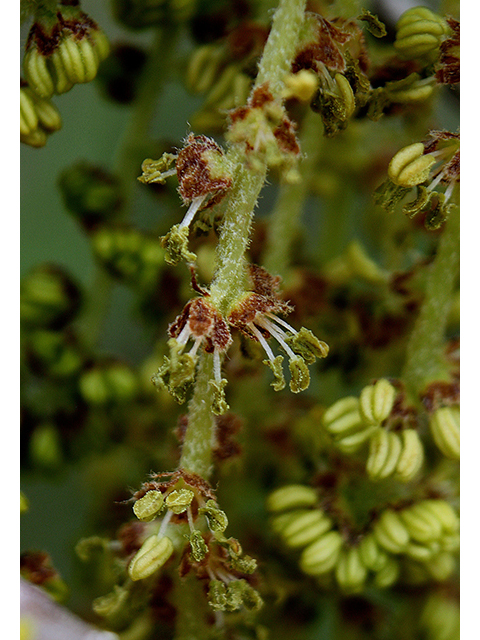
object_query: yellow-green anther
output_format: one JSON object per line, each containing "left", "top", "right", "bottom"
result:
{"left": 133, "top": 491, "right": 164, "bottom": 522}
{"left": 395, "top": 429, "right": 424, "bottom": 482}
{"left": 394, "top": 7, "right": 447, "bottom": 58}
{"left": 439, "top": 533, "right": 460, "bottom": 553}
{"left": 429, "top": 406, "right": 460, "bottom": 460}
{"left": 281, "top": 510, "right": 333, "bottom": 548}
{"left": 139, "top": 154, "right": 177, "bottom": 184}
{"left": 335, "top": 547, "right": 368, "bottom": 592}
{"left": 421, "top": 594, "right": 460, "bottom": 640}
{"left": 421, "top": 500, "right": 459, "bottom": 534}
{"left": 299, "top": 531, "right": 343, "bottom": 576}
{"left": 323, "top": 397, "right": 359, "bottom": 426}
{"left": 335, "top": 426, "right": 378, "bottom": 454}
{"left": 204, "top": 64, "right": 240, "bottom": 108}
{"left": 208, "top": 580, "right": 228, "bottom": 611}
{"left": 228, "top": 551, "right": 257, "bottom": 575}
{"left": 263, "top": 355, "right": 286, "bottom": 391}
{"left": 209, "top": 378, "right": 229, "bottom": 415}
{"left": 373, "top": 510, "right": 410, "bottom": 553}
{"left": 165, "top": 488, "right": 195, "bottom": 514}
{"left": 266, "top": 485, "right": 318, "bottom": 513}
{"left": 199, "top": 500, "right": 228, "bottom": 533}
{"left": 230, "top": 580, "right": 263, "bottom": 611}
{"left": 128, "top": 535, "right": 174, "bottom": 581}
{"left": 282, "top": 69, "right": 319, "bottom": 102}
{"left": 388, "top": 143, "right": 436, "bottom": 187}
{"left": 20, "top": 492, "right": 29, "bottom": 514}
{"left": 403, "top": 185, "right": 432, "bottom": 218}
{"left": 358, "top": 9, "right": 387, "bottom": 38}
{"left": 270, "top": 511, "right": 299, "bottom": 534}
{"left": 358, "top": 534, "right": 389, "bottom": 571}
{"left": 189, "top": 530, "right": 208, "bottom": 562}
{"left": 24, "top": 49, "right": 55, "bottom": 98}
{"left": 389, "top": 82, "right": 435, "bottom": 104}
{"left": 89, "top": 28, "right": 110, "bottom": 62}
{"left": 424, "top": 551, "right": 456, "bottom": 581}
{"left": 323, "top": 405, "right": 364, "bottom": 438}
{"left": 160, "top": 225, "right": 197, "bottom": 266}
{"left": 373, "top": 557, "right": 400, "bottom": 588}
{"left": 186, "top": 44, "right": 222, "bottom": 94}
{"left": 335, "top": 74, "right": 355, "bottom": 119}
{"left": 359, "top": 378, "right": 396, "bottom": 424}
{"left": 34, "top": 97, "right": 61, "bottom": 132}
{"left": 405, "top": 541, "right": 438, "bottom": 561}
{"left": 60, "top": 38, "right": 86, "bottom": 84}
{"left": 93, "top": 585, "right": 129, "bottom": 619}
{"left": 20, "top": 89, "right": 38, "bottom": 135}
{"left": 288, "top": 355, "right": 310, "bottom": 393}
{"left": 399, "top": 504, "right": 443, "bottom": 543}
{"left": 285, "top": 327, "right": 329, "bottom": 364}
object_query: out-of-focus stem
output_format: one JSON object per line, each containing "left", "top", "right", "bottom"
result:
{"left": 402, "top": 200, "right": 460, "bottom": 395}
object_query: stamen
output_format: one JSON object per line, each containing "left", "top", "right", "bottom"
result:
{"left": 186, "top": 505, "right": 195, "bottom": 532}
{"left": 213, "top": 349, "right": 222, "bottom": 384}
{"left": 157, "top": 509, "right": 173, "bottom": 539}
{"left": 443, "top": 179, "right": 457, "bottom": 203}
{"left": 257, "top": 317, "right": 296, "bottom": 359}
{"left": 179, "top": 195, "right": 206, "bottom": 229}
{"left": 427, "top": 170, "right": 445, "bottom": 192}
{"left": 249, "top": 323, "right": 275, "bottom": 362}
{"left": 265, "top": 312, "right": 297, "bottom": 335}
{"left": 177, "top": 322, "right": 192, "bottom": 347}
{"left": 189, "top": 336, "right": 203, "bottom": 358}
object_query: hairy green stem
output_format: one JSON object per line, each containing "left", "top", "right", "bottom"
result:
{"left": 402, "top": 201, "right": 460, "bottom": 395}
{"left": 79, "top": 28, "right": 177, "bottom": 349}
{"left": 263, "top": 109, "right": 323, "bottom": 278}
{"left": 179, "top": 0, "right": 308, "bottom": 480}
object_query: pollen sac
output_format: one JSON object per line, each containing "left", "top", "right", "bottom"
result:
{"left": 285, "top": 327, "right": 329, "bottom": 364}
{"left": 199, "top": 500, "right": 229, "bottom": 534}
{"left": 133, "top": 490, "right": 164, "bottom": 522}
{"left": 165, "top": 488, "right": 195, "bottom": 514}
{"left": 394, "top": 7, "right": 448, "bottom": 60}
{"left": 20, "top": 81, "right": 62, "bottom": 147}
{"left": 189, "top": 530, "right": 208, "bottom": 562}
{"left": 128, "top": 535, "right": 174, "bottom": 581}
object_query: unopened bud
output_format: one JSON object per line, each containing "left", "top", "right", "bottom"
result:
{"left": 359, "top": 379, "right": 396, "bottom": 424}
{"left": 128, "top": 535, "right": 174, "bottom": 581}
{"left": 395, "top": 429, "right": 424, "bottom": 482}
{"left": 299, "top": 531, "right": 343, "bottom": 576}
{"left": 373, "top": 556, "right": 400, "bottom": 588}
{"left": 335, "top": 546, "right": 368, "bottom": 592}
{"left": 366, "top": 429, "right": 402, "bottom": 480}
{"left": 373, "top": 509, "right": 410, "bottom": 554}
{"left": 429, "top": 406, "right": 460, "bottom": 460}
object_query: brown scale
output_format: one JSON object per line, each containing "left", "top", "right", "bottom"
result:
{"left": 26, "top": 10, "right": 98, "bottom": 55}
{"left": 421, "top": 380, "right": 460, "bottom": 414}
{"left": 20, "top": 551, "right": 57, "bottom": 586}
{"left": 436, "top": 18, "right": 460, "bottom": 85}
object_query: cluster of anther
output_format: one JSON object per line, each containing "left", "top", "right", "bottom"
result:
{"left": 139, "top": 134, "right": 233, "bottom": 264}
{"left": 227, "top": 265, "right": 329, "bottom": 393}
{"left": 152, "top": 295, "right": 232, "bottom": 411}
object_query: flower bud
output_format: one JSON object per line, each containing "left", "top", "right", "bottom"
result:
{"left": 420, "top": 500, "right": 459, "bottom": 534}
{"left": 395, "top": 429, "right": 424, "bottom": 482}
{"left": 359, "top": 379, "right": 396, "bottom": 424}
{"left": 20, "top": 83, "right": 62, "bottom": 147}
{"left": 366, "top": 429, "right": 402, "bottom": 480}
{"left": 388, "top": 143, "right": 436, "bottom": 187}
{"left": 373, "top": 509, "right": 410, "bottom": 554}
{"left": 404, "top": 541, "right": 439, "bottom": 562}
{"left": 299, "top": 531, "right": 343, "bottom": 576}
{"left": 424, "top": 551, "right": 456, "bottom": 581}
{"left": 79, "top": 361, "right": 138, "bottom": 406}
{"left": 133, "top": 491, "right": 164, "bottom": 522}
{"left": 394, "top": 7, "right": 448, "bottom": 59}
{"left": 20, "top": 264, "right": 82, "bottom": 330}
{"left": 281, "top": 510, "right": 333, "bottom": 549}
{"left": 27, "top": 329, "right": 84, "bottom": 378}
{"left": 322, "top": 397, "right": 365, "bottom": 437}
{"left": 128, "top": 535, "right": 174, "bottom": 581}
{"left": 358, "top": 534, "right": 389, "bottom": 571}
{"left": 373, "top": 556, "right": 399, "bottom": 588}
{"left": 399, "top": 503, "right": 443, "bottom": 543}
{"left": 266, "top": 485, "right": 318, "bottom": 513}
{"left": 429, "top": 406, "right": 460, "bottom": 460}
{"left": 58, "top": 162, "right": 123, "bottom": 229}
{"left": 335, "top": 425, "right": 378, "bottom": 454}
{"left": 335, "top": 546, "right": 368, "bottom": 592}
{"left": 29, "top": 422, "right": 63, "bottom": 470}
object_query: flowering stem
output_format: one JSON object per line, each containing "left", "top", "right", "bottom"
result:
{"left": 79, "top": 27, "right": 177, "bottom": 349}
{"left": 263, "top": 109, "right": 323, "bottom": 278}
{"left": 402, "top": 199, "right": 460, "bottom": 395}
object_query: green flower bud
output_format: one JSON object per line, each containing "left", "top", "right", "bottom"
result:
{"left": 395, "top": 429, "right": 424, "bottom": 482}
{"left": 199, "top": 500, "right": 229, "bottom": 533}
{"left": 263, "top": 355, "right": 286, "bottom": 391}
{"left": 20, "top": 264, "right": 82, "bottom": 329}
{"left": 359, "top": 379, "right": 396, "bottom": 424}
{"left": 79, "top": 361, "right": 138, "bottom": 406}
{"left": 322, "top": 397, "right": 364, "bottom": 437}
{"left": 421, "top": 500, "right": 459, "bottom": 534}
{"left": 58, "top": 162, "right": 123, "bottom": 229}
{"left": 165, "top": 488, "right": 195, "bottom": 514}
{"left": 424, "top": 551, "right": 456, "bottom": 581}
{"left": 373, "top": 556, "right": 399, "bottom": 588}
{"left": 29, "top": 422, "right": 63, "bottom": 470}
{"left": 20, "top": 82, "right": 62, "bottom": 147}
{"left": 366, "top": 429, "right": 402, "bottom": 480}
{"left": 429, "top": 406, "right": 460, "bottom": 460}
{"left": 335, "top": 546, "right": 368, "bottom": 592}
{"left": 281, "top": 510, "right": 333, "bottom": 549}
{"left": 335, "top": 425, "right": 378, "bottom": 454}
{"left": 266, "top": 485, "right": 318, "bottom": 513}
{"left": 189, "top": 530, "right": 208, "bottom": 562}
{"left": 399, "top": 503, "right": 443, "bottom": 543}
{"left": 373, "top": 509, "right": 410, "bottom": 554}
{"left": 299, "top": 531, "right": 343, "bottom": 576}
{"left": 128, "top": 535, "right": 174, "bottom": 581}
{"left": 388, "top": 143, "right": 436, "bottom": 187}
{"left": 394, "top": 7, "right": 448, "bottom": 59}
{"left": 133, "top": 491, "right": 164, "bottom": 522}
{"left": 27, "top": 329, "right": 84, "bottom": 378}
{"left": 358, "top": 534, "right": 389, "bottom": 571}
